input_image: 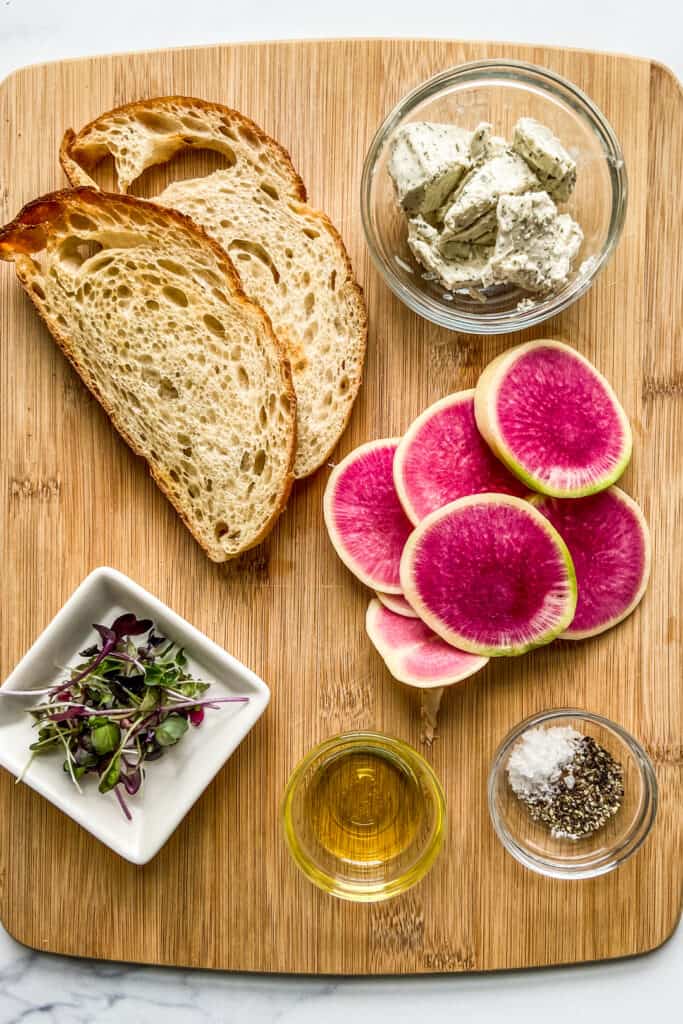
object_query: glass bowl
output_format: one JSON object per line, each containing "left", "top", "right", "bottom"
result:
{"left": 488, "top": 709, "right": 657, "bottom": 879}
{"left": 281, "top": 731, "right": 446, "bottom": 902}
{"left": 361, "top": 60, "right": 627, "bottom": 334}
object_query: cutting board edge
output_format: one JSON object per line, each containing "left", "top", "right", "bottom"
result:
{"left": 0, "top": 35, "right": 668, "bottom": 101}
{"left": 1, "top": 891, "right": 679, "bottom": 974}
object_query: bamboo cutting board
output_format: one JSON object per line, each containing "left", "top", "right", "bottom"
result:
{"left": 0, "top": 38, "right": 681, "bottom": 974}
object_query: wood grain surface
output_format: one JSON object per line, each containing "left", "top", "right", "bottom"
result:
{"left": 0, "top": 38, "right": 681, "bottom": 974}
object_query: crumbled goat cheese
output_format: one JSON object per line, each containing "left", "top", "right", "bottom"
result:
{"left": 390, "top": 116, "right": 583, "bottom": 298}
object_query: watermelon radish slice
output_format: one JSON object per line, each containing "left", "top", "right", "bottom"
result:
{"left": 394, "top": 390, "right": 527, "bottom": 524}
{"left": 366, "top": 598, "right": 488, "bottom": 688}
{"left": 531, "top": 487, "right": 651, "bottom": 639}
{"left": 375, "top": 591, "right": 419, "bottom": 618}
{"left": 323, "top": 439, "right": 413, "bottom": 593}
{"left": 474, "top": 340, "right": 632, "bottom": 498}
{"left": 400, "top": 494, "right": 577, "bottom": 656}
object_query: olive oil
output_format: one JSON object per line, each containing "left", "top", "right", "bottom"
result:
{"left": 282, "top": 732, "right": 446, "bottom": 900}
{"left": 305, "top": 745, "right": 423, "bottom": 866}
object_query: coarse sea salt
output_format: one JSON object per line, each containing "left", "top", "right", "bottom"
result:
{"left": 506, "top": 725, "right": 582, "bottom": 803}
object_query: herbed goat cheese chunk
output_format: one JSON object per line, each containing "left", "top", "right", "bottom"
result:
{"left": 483, "top": 191, "right": 583, "bottom": 294}
{"left": 391, "top": 116, "right": 584, "bottom": 299}
{"left": 512, "top": 117, "right": 577, "bottom": 202}
{"left": 388, "top": 122, "right": 473, "bottom": 215}
{"left": 407, "top": 216, "right": 493, "bottom": 289}
{"left": 441, "top": 152, "right": 539, "bottom": 239}
{"left": 469, "top": 122, "right": 508, "bottom": 162}
{"left": 439, "top": 207, "right": 498, "bottom": 249}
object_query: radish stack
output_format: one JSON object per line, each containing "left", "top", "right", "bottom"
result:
{"left": 323, "top": 339, "right": 651, "bottom": 740}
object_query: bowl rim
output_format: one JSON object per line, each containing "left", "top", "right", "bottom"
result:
{"left": 281, "top": 729, "right": 446, "bottom": 902}
{"left": 360, "top": 58, "right": 628, "bottom": 335}
{"left": 487, "top": 707, "right": 658, "bottom": 880}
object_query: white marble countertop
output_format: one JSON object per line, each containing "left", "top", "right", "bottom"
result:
{"left": 1, "top": 1, "right": 681, "bottom": 1020}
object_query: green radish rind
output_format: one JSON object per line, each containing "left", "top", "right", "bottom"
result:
{"left": 474, "top": 339, "right": 633, "bottom": 498}
{"left": 400, "top": 493, "right": 578, "bottom": 657}
{"left": 529, "top": 486, "right": 652, "bottom": 640}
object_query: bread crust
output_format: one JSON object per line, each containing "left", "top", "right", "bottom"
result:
{"left": 61, "top": 96, "right": 308, "bottom": 201}
{"left": 0, "top": 187, "right": 297, "bottom": 561}
{"left": 60, "top": 96, "right": 368, "bottom": 477}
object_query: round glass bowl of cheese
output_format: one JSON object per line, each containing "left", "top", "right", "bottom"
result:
{"left": 488, "top": 709, "right": 657, "bottom": 879}
{"left": 361, "top": 60, "right": 627, "bottom": 334}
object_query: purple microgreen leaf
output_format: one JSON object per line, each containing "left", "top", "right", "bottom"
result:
{"left": 111, "top": 614, "right": 154, "bottom": 639}
{"left": 93, "top": 624, "right": 116, "bottom": 644}
{"left": 110, "top": 614, "right": 139, "bottom": 638}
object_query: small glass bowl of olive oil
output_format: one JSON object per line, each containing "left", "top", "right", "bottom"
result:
{"left": 281, "top": 732, "right": 446, "bottom": 902}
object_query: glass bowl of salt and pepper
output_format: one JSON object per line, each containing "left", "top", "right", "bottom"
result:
{"left": 488, "top": 708, "right": 657, "bottom": 879}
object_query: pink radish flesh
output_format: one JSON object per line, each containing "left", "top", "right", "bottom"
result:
{"left": 369, "top": 605, "right": 433, "bottom": 648}
{"left": 323, "top": 439, "right": 413, "bottom": 592}
{"left": 394, "top": 391, "right": 526, "bottom": 523}
{"left": 532, "top": 487, "right": 650, "bottom": 638}
{"left": 475, "top": 341, "right": 632, "bottom": 497}
{"left": 401, "top": 495, "right": 577, "bottom": 656}
{"left": 399, "top": 641, "right": 481, "bottom": 685}
{"left": 366, "top": 599, "right": 488, "bottom": 688}
{"left": 375, "top": 591, "right": 418, "bottom": 618}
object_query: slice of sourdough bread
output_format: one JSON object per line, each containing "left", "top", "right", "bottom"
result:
{"left": 0, "top": 188, "right": 296, "bottom": 561}
{"left": 60, "top": 97, "right": 368, "bottom": 478}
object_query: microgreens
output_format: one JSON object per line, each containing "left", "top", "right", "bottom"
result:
{"left": 4, "top": 613, "right": 249, "bottom": 819}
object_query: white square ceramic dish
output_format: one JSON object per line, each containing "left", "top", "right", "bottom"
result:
{"left": 0, "top": 566, "right": 270, "bottom": 864}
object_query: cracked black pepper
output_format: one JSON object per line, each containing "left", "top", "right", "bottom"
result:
{"left": 507, "top": 725, "right": 624, "bottom": 839}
